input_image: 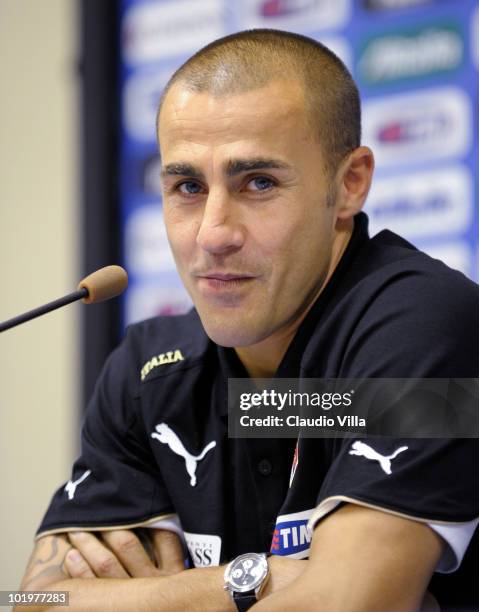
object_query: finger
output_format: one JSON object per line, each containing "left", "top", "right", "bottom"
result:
{"left": 135, "top": 528, "right": 157, "bottom": 564}
{"left": 150, "top": 529, "right": 185, "bottom": 574}
{"left": 101, "top": 530, "right": 160, "bottom": 578}
{"left": 68, "top": 531, "right": 129, "bottom": 578}
{"left": 64, "top": 549, "right": 96, "bottom": 579}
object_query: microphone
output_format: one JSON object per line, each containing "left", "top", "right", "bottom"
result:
{"left": 0, "top": 265, "right": 128, "bottom": 333}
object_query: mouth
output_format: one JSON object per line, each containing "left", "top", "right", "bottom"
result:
{"left": 195, "top": 272, "right": 257, "bottom": 292}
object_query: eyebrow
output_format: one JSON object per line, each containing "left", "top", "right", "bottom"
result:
{"left": 161, "top": 163, "right": 204, "bottom": 181}
{"left": 160, "top": 158, "right": 291, "bottom": 180}
{"left": 225, "top": 158, "right": 291, "bottom": 176}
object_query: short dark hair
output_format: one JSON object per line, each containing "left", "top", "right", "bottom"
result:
{"left": 157, "top": 29, "right": 361, "bottom": 178}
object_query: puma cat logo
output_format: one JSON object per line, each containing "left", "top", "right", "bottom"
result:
{"left": 65, "top": 469, "right": 91, "bottom": 500}
{"left": 349, "top": 441, "right": 408, "bottom": 475}
{"left": 151, "top": 423, "right": 216, "bottom": 487}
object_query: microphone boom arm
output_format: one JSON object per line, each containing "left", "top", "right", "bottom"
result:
{"left": 0, "top": 288, "right": 88, "bottom": 333}
{"left": 0, "top": 265, "right": 128, "bottom": 333}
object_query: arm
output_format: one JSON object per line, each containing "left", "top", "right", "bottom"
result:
{"left": 17, "top": 532, "right": 305, "bottom": 612}
{"left": 18, "top": 533, "right": 232, "bottom": 612}
{"left": 254, "top": 503, "right": 443, "bottom": 612}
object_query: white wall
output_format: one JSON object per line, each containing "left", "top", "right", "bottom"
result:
{"left": 0, "top": 0, "right": 78, "bottom": 590}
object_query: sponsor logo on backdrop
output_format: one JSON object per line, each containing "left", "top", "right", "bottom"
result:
{"left": 125, "top": 206, "right": 176, "bottom": 276}
{"left": 124, "top": 71, "right": 170, "bottom": 142}
{"left": 472, "top": 6, "right": 479, "bottom": 72}
{"left": 363, "top": 0, "right": 433, "bottom": 10}
{"left": 125, "top": 283, "right": 192, "bottom": 326}
{"left": 184, "top": 533, "right": 222, "bottom": 567}
{"left": 259, "top": 0, "right": 318, "bottom": 17}
{"left": 122, "top": 0, "right": 226, "bottom": 64}
{"left": 421, "top": 242, "right": 473, "bottom": 278}
{"left": 358, "top": 23, "right": 463, "bottom": 85}
{"left": 270, "top": 509, "right": 314, "bottom": 559}
{"left": 242, "top": 0, "right": 350, "bottom": 31}
{"left": 362, "top": 87, "right": 472, "bottom": 168}
{"left": 260, "top": 0, "right": 317, "bottom": 17}
{"left": 366, "top": 166, "right": 473, "bottom": 239}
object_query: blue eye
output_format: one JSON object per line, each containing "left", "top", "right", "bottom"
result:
{"left": 178, "top": 181, "right": 202, "bottom": 194}
{"left": 249, "top": 176, "right": 274, "bottom": 191}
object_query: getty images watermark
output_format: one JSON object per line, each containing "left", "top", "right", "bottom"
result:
{"left": 228, "top": 378, "right": 479, "bottom": 438}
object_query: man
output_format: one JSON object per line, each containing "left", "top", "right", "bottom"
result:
{"left": 18, "top": 30, "right": 479, "bottom": 611}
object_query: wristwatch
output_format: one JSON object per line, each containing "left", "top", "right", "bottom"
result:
{"left": 224, "top": 552, "right": 270, "bottom": 611}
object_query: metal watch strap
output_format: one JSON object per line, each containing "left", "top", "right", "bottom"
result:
{"left": 233, "top": 591, "right": 257, "bottom": 611}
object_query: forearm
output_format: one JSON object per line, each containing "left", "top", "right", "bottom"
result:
{"left": 254, "top": 580, "right": 439, "bottom": 612}
{"left": 254, "top": 505, "right": 443, "bottom": 612}
{"left": 17, "top": 567, "right": 234, "bottom": 612}
{"left": 18, "top": 533, "right": 309, "bottom": 612}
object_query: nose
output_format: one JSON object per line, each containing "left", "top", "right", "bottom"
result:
{"left": 196, "top": 188, "right": 245, "bottom": 254}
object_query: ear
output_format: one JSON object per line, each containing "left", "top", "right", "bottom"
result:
{"left": 335, "top": 146, "right": 374, "bottom": 220}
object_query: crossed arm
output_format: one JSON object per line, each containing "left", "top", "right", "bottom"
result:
{"left": 18, "top": 504, "right": 443, "bottom": 612}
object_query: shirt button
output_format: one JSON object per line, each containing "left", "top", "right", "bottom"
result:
{"left": 258, "top": 459, "right": 273, "bottom": 476}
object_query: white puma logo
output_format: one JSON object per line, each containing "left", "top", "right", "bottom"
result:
{"left": 151, "top": 423, "right": 216, "bottom": 487}
{"left": 65, "top": 469, "right": 91, "bottom": 500}
{"left": 349, "top": 441, "right": 408, "bottom": 475}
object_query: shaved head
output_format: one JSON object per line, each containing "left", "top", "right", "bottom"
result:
{"left": 157, "top": 29, "right": 361, "bottom": 178}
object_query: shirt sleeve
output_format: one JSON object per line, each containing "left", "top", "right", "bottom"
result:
{"left": 429, "top": 519, "right": 479, "bottom": 573}
{"left": 307, "top": 263, "right": 479, "bottom": 570}
{"left": 307, "top": 438, "right": 479, "bottom": 573}
{"left": 37, "top": 329, "right": 174, "bottom": 538}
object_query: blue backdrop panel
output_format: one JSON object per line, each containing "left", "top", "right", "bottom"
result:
{"left": 119, "top": 0, "right": 478, "bottom": 326}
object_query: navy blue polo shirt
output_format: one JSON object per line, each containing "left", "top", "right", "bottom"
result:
{"left": 38, "top": 213, "right": 479, "bottom": 610}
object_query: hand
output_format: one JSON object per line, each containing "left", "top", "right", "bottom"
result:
{"left": 64, "top": 529, "right": 185, "bottom": 579}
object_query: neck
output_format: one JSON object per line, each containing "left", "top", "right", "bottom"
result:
{"left": 235, "top": 218, "right": 354, "bottom": 378}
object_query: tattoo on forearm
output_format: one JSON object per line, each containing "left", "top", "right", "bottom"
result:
{"left": 28, "top": 558, "right": 70, "bottom": 587}
{"left": 23, "top": 537, "right": 72, "bottom": 589}
{"left": 37, "top": 536, "right": 59, "bottom": 565}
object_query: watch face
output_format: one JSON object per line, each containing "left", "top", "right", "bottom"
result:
{"left": 224, "top": 553, "right": 268, "bottom": 593}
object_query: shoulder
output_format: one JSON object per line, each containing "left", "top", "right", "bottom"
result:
{"left": 129, "top": 309, "right": 211, "bottom": 384}
{"left": 337, "top": 224, "right": 479, "bottom": 327}
{"left": 96, "top": 308, "right": 211, "bottom": 395}
{"left": 360, "top": 235, "right": 479, "bottom": 329}
{"left": 361, "top": 248, "right": 478, "bottom": 375}
{"left": 308, "top": 228, "right": 479, "bottom": 377}
{"left": 127, "top": 308, "right": 207, "bottom": 350}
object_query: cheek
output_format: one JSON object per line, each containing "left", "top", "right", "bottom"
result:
{"left": 260, "top": 207, "right": 334, "bottom": 281}
{"left": 164, "top": 212, "right": 200, "bottom": 263}
{"left": 254, "top": 204, "right": 323, "bottom": 261}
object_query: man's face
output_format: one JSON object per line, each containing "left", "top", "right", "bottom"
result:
{"left": 159, "top": 79, "right": 342, "bottom": 348}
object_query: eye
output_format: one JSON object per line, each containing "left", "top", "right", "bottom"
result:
{"left": 247, "top": 176, "right": 275, "bottom": 192}
{"left": 177, "top": 181, "right": 203, "bottom": 195}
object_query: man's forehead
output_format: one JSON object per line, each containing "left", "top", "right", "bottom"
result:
{"left": 159, "top": 78, "right": 308, "bottom": 133}
{"left": 157, "top": 83, "right": 314, "bottom": 174}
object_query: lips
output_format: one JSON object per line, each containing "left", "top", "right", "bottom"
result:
{"left": 199, "top": 273, "right": 255, "bottom": 281}
{"left": 194, "top": 272, "right": 256, "bottom": 293}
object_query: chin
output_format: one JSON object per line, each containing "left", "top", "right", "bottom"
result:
{"left": 199, "top": 315, "right": 264, "bottom": 348}
{"left": 202, "top": 325, "right": 255, "bottom": 348}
